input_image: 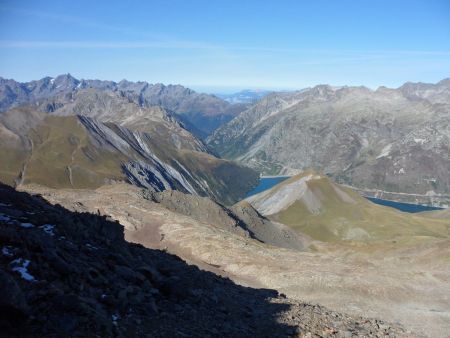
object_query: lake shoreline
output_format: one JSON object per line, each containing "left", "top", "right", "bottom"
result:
{"left": 247, "top": 177, "right": 446, "bottom": 213}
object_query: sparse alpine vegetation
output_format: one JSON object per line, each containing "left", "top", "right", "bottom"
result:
{"left": 245, "top": 170, "right": 450, "bottom": 244}
{"left": 0, "top": 85, "right": 258, "bottom": 205}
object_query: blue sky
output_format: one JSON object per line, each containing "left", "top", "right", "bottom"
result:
{"left": 0, "top": 0, "right": 449, "bottom": 92}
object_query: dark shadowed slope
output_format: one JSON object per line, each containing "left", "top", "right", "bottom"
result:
{"left": 0, "top": 183, "right": 411, "bottom": 337}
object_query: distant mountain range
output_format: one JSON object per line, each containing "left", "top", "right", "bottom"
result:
{"left": 3, "top": 74, "right": 450, "bottom": 206}
{"left": 0, "top": 74, "right": 248, "bottom": 137}
{"left": 208, "top": 78, "right": 450, "bottom": 206}
{"left": 216, "top": 89, "right": 272, "bottom": 104}
{"left": 0, "top": 79, "right": 258, "bottom": 204}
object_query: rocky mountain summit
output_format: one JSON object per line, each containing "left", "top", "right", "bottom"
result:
{"left": 0, "top": 183, "right": 414, "bottom": 337}
{"left": 208, "top": 79, "right": 450, "bottom": 206}
{"left": 0, "top": 74, "right": 247, "bottom": 136}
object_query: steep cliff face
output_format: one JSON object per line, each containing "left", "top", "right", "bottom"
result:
{"left": 208, "top": 80, "right": 450, "bottom": 205}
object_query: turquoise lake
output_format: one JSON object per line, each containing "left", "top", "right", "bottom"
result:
{"left": 246, "top": 177, "right": 443, "bottom": 213}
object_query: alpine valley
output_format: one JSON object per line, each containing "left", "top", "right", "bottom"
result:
{"left": 208, "top": 79, "right": 450, "bottom": 207}
{"left": 1, "top": 74, "right": 450, "bottom": 338}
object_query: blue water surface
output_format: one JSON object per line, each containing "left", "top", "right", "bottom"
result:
{"left": 366, "top": 197, "right": 442, "bottom": 213}
{"left": 245, "top": 177, "right": 443, "bottom": 213}
{"left": 245, "top": 177, "right": 290, "bottom": 197}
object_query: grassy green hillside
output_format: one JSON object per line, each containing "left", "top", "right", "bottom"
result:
{"left": 247, "top": 171, "right": 450, "bottom": 244}
{"left": 0, "top": 108, "right": 258, "bottom": 204}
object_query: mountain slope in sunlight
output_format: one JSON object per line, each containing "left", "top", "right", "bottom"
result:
{"left": 246, "top": 170, "right": 450, "bottom": 243}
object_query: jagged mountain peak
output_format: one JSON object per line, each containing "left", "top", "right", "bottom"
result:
{"left": 0, "top": 74, "right": 248, "bottom": 136}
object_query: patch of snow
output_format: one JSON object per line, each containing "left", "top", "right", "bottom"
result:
{"left": 10, "top": 258, "right": 36, "bottom": 281}
{"left": 414, "top": 138, "right": 427, "bottom": 145}
{"left": 2, "top": 246, "right": 14, "bottom": 257}
{"left": 0, "top": 202, "right": 12, "bottom": 207}
{"left": 50, "top": 78, "right": 55, "bottom": 85}
{"left": 112, "top": 313, "right": 120, "bottom": 325}
{"left": 398, "top": 168, "right": 405, "bottom": 174}
{"left": 85, "top": 243, "right": 98, "bottom": 250}
{"left": 0, "top": 213, "right": 11, "bottom": 222}
{"left": 376, "top": 144, "right": 392, "bottom": 159}
{"left": 39, "top": 224, "right": 55, "bottom": 236}
{"left": 20, "top": 222, "right": 35, "bottom": 228}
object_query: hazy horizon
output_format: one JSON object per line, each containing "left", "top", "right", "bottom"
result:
{"left": 1, "top": 0, "right": 449, "bottom": 91}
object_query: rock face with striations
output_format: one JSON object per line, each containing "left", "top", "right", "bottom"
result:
{"left": 208, "top": 79, "right": 450, "bottom": 206}
{"left": 0, "top": 87, "right": 258, "bottom": 205}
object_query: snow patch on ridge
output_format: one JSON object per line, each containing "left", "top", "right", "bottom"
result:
{"left": 414, "top": 138, "right": 427, "bottom": 145}
{"left": 10, "top": 258, "right": 36, "bottom": 281}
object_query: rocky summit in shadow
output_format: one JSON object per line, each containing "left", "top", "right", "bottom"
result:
{"left": 0, "top": 182, "right": 411, "bottom": 337}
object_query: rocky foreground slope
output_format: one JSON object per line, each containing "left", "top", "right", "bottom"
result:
{"left": 0, "top": 183, "right": 413, "bottom": 337}
{"left": 19, "top": 182, "right": 450, "bottom": 337}
{"left": 208, "top": 79, "right": 450, "bottom": 206}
